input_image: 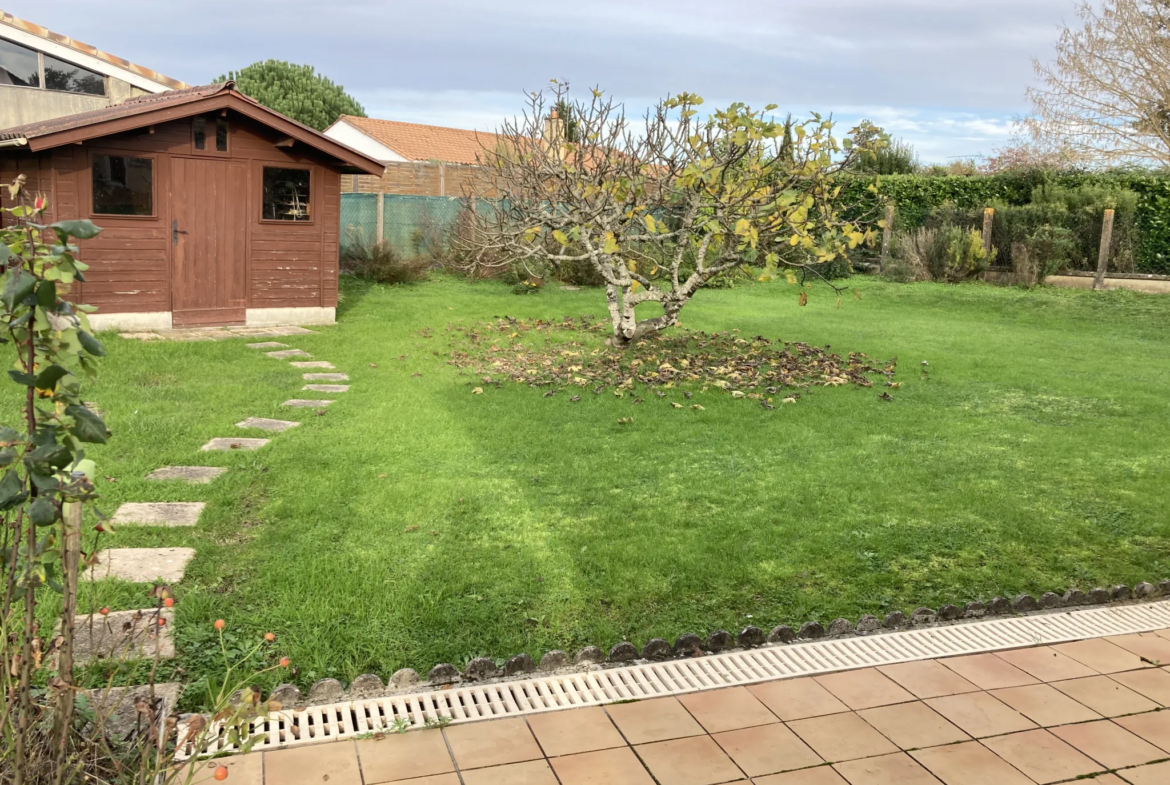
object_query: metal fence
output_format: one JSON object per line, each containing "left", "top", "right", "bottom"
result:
{"left": 340, "top": 193, "right": 467, "bottom": 259}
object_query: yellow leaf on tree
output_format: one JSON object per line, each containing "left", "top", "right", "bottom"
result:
{"left": 552, "top": 230, "right": 569, "bottom": 246}
{"left": 644, "top": 214, "right": 656, "bottom": 234}
{"left": 603, "top": 232, "right": 620, "bottom": 254}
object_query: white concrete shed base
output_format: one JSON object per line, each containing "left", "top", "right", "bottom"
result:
{"left": 89, "top": 307, "right": 335, "bottom": 332}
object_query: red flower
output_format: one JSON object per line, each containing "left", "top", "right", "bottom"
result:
{"left": 33, "top": 195, "right": 46, "bottom": 213}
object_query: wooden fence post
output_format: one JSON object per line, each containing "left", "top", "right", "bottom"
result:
{"left": 982, "top": 207, "right": 995, "bottom": 257}
{"left": 1093, "top": 208, "right": 1115, "bottom": 291}
{"left": 879, "top": 202, "right": 895, "bottom": 272}
{"left": 375, "top": 192, "right": 385, "bottom": 245}
{"left": 54, "top": 487, "right": 83, "bottom": 751}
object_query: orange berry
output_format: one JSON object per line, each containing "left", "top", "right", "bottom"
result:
{"left": 157, "top": 617, "right": 166, "bottom": 627}
{"left": 279, "top": 657, "right": 290, "bottom": 668}
{"left": 264, "top": 632, "right": 275, "bottom": 642}
{"left": 214, "top": 619, "right": 225, "bottom": 631}
{"left": 98, "top": 607, "right": 110, "bottom": 616}
{"left": 163, "top": 598, "right": 175, "bottom": 607}
{"left": 213, "top": 765, "right": 229, "bottom": 781}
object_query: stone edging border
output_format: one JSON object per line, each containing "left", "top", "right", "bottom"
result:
{"left": 264, "top": 579, "right": 1168, "bottom": 709}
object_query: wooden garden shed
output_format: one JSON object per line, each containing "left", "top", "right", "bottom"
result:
{"left": 0, "top": 82, "right": 384, "bottom": 330}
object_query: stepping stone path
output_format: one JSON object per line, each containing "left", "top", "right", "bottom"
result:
{"left": 201, "top": 437, "right": 269, "bottom": 451}
{"left": 95, "top": 338, "right": 350, "bottom": 693}
{"left": 112, "top": 502, "right": 204, "bottom": 527}
{"left": 121, "top": 325, "right": 315, "bottom": 342}
{"left": 86, "top": 547, "right": 196, "bottom": 583}
{"left": 146, "top": 466, "right": 226, "bottom": 484}
{"left": 236, "top": 417, "right": 300, "bottom": 432}
{"left": 70, "top": 608, "right": 174, "bottom": 663}
{"left": 283, "top": 398, "right": 334, "bottom": 407}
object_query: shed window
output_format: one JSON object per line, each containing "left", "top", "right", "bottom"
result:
{"left": 0, "top": 38, "right": 39, "bottom": 88}
{"left": 193, "top": 117, "right": 207, "bottom": 150}
{"left": 43, "top": 53, "right": 104, "bottom": 95}
{"left": 92, "top": 155, "right": 153, "bottom": 216}
{"left": 216, "top": 118, "right": 229, "bottom": 152}
{"left": 262, "top": 167, "right": 311, "bottom": 221}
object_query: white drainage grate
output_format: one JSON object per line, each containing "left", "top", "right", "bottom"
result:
{"left": 180, "top": 600, "right": 1170, "bottom": 758}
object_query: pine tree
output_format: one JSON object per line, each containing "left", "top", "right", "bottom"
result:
{"left": 217, "top": 60, "right": 366, "bottom": 131}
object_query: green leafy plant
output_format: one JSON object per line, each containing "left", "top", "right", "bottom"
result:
{"left": 217, "top": 60, "right": 366, "bottom": 131}
{"left": 342, "top": 240, "right": 429, "bottom": 285}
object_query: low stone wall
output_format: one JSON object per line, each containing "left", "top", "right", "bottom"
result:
{"left": 1046, "top": 271, "right": 1170, "bottom": 294}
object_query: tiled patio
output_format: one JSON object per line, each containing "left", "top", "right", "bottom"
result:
{"left": 193, "top": 630, "right": 1170, "bottom": 785}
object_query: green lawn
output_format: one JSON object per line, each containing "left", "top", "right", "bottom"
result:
{"left": 65, "top": 275, "right": 1170, "bottom": 695}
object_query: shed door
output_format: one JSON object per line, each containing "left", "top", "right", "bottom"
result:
{"left": 170, "top": 157, "right": 248, "bottom": 326}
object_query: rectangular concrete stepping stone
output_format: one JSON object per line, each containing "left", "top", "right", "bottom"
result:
{"left": 246, "top": 341, "right": 287, "bottom": 349}
{"left": 89, "top": 682, "right": 182, "bottom": 738}
{"left": 201, "top": 437, "right": 269, "bottom": 451}
{"left": 146, "top": 466, "right": 226, "bottom": 484}
{"left": 282, "top": 399, "right": 334, "bottom": 408}
{"left": 303, "top": 373, "right": 349, "bottom": 381}
{"left": 71, "top": 608, "right": 174, "bottom": 663}
{"left": 303, "top": 384, "right": 349, "bottom": 393}
{"left": 84, "top": 401, "right": 103, "bottom": 418}
{"left": 266, "top": 349, "right": 311, "bottom": 359}
{"left": 112, "top": 502, "right": 204, "bottom": 527}
{"left": 86, "top": 547, "right": 196, "bottom": 583}
{"left": 236, "top": 417, "right": 300, "bottom": 432}
{"left": 290, "top": 361, "right": 335, "bottom": 369}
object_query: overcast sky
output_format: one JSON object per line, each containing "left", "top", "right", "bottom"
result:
{"left": 11, "top": 0, "right": 1080, "bottom": 162}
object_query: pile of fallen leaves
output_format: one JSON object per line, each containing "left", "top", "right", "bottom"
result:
{"left": 446, "top": 316, "right": 898, "bottom": 407}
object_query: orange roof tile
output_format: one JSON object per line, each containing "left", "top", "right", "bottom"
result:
{"left": 339, "top": 116, "right": 504, "bottom": 165}
{"left": 0, "top": 9, "right": 187, "bottom": 91}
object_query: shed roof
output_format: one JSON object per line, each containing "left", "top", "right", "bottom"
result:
{"left": 336, "top": 116, "right": 503, "bottom": 165}
{"left": 0, "top": 82, "right": 385, "bottom": 176}
{"left": 0, "top": 9, "right": 187, "bottom": 91}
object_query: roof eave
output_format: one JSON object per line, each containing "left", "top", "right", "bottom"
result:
{"left": 20, "top": 92, "right": 386, "bottom": 176}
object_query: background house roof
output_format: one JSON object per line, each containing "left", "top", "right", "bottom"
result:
{"left": 338, "top": 116, "right": 503, "bottom": 165}
{"left": 0, "top": 8, "right": 187, "bottom": 91}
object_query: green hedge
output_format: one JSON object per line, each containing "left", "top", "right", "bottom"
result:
{"left": 840, "top": 171, "right": 1170, "bottom": 274}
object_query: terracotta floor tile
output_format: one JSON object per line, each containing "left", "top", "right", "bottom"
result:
{"left": 680, "top": 686, "right": 781, "bottom": 733}
{"left": 378, "top": 776, "right": 459, "bottom": 785}
{"left": 877, "top": 661, "right": 978, "bottom": 699}
{"left": 1053, "top": 638, "right": 1150, "bottom": 674}
{"left": 982, "top": 729, "right": 1103, "bottom": 784}
{"left": 444, "top": 718, "right": 543, "bottom": 770}
{"left": 995, "top": 647, "right": 1097, "bottom": 682}
{"left": 712, "top": 723, "right": 823, "bottom": 777}
{"left": 924, "top": 692, "right": 1036, "bottom": 738}
{"left": 191, "top": 754, "right": 262, "bottom": 785}
{"left": 1051, "top": 675, "right": 1159, "bottom": 717}
{"left": 1111, "top": 668, "right": 1170, "bottom": 706}
{"left": 748, "top": 679, "right": 849, "bottom": 721}
{"left": 1107, "top": 633, "right": 1170, "bottom": 666}
{"left": 606, "top": 697, "right": 706, "bottom": 744}
{"left": 989, "top": 683, "right": 1102, "bottom": 727}
{"left": 263, "top": 741, "right": 362, "bottom": 785}
{"left": 832, "top": 752, "right": 944, "bottom": 785}
{"left": 460, "top": 760, "right": 559, "bottom": 785}
{"left": 813, "top": 669, "right": 916, "bottom": 711}
{"left": 787, "top": 712, "right": 899, "bottom": 763}
{"left": 550, "top": 747, "right": 656, "bottom": 785}
{"left": 909, "top": 741, "right": 1033, "bottom": 785}
{"left": 634, "top": 735, "right": 745, "bottom": 785}
{"left": 938, "top": 654, "right": 1038, "bottom": 691}
{"left": 1051, "top": 719, "right": 1166, "bottom": 769}
{"left": 526, "top": 706, "right": 625, "bottom": 757}
{"left": 356, "top": 729, "right": 455, "bottom": 783}
{"left": 751, "top": 769, "right": 849, "bottom": 785}
{"left": 1079, "top": 775, "right": 1125, "bottom": 785}
{"left": 1121, "top": 760, "right": 1170, "bottom": 785}
{"left": 1115, "top": 710, "right": 1170, "bottom": 752}
{"left": 857, "top": 701, "right": 969, "bottom": 749}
